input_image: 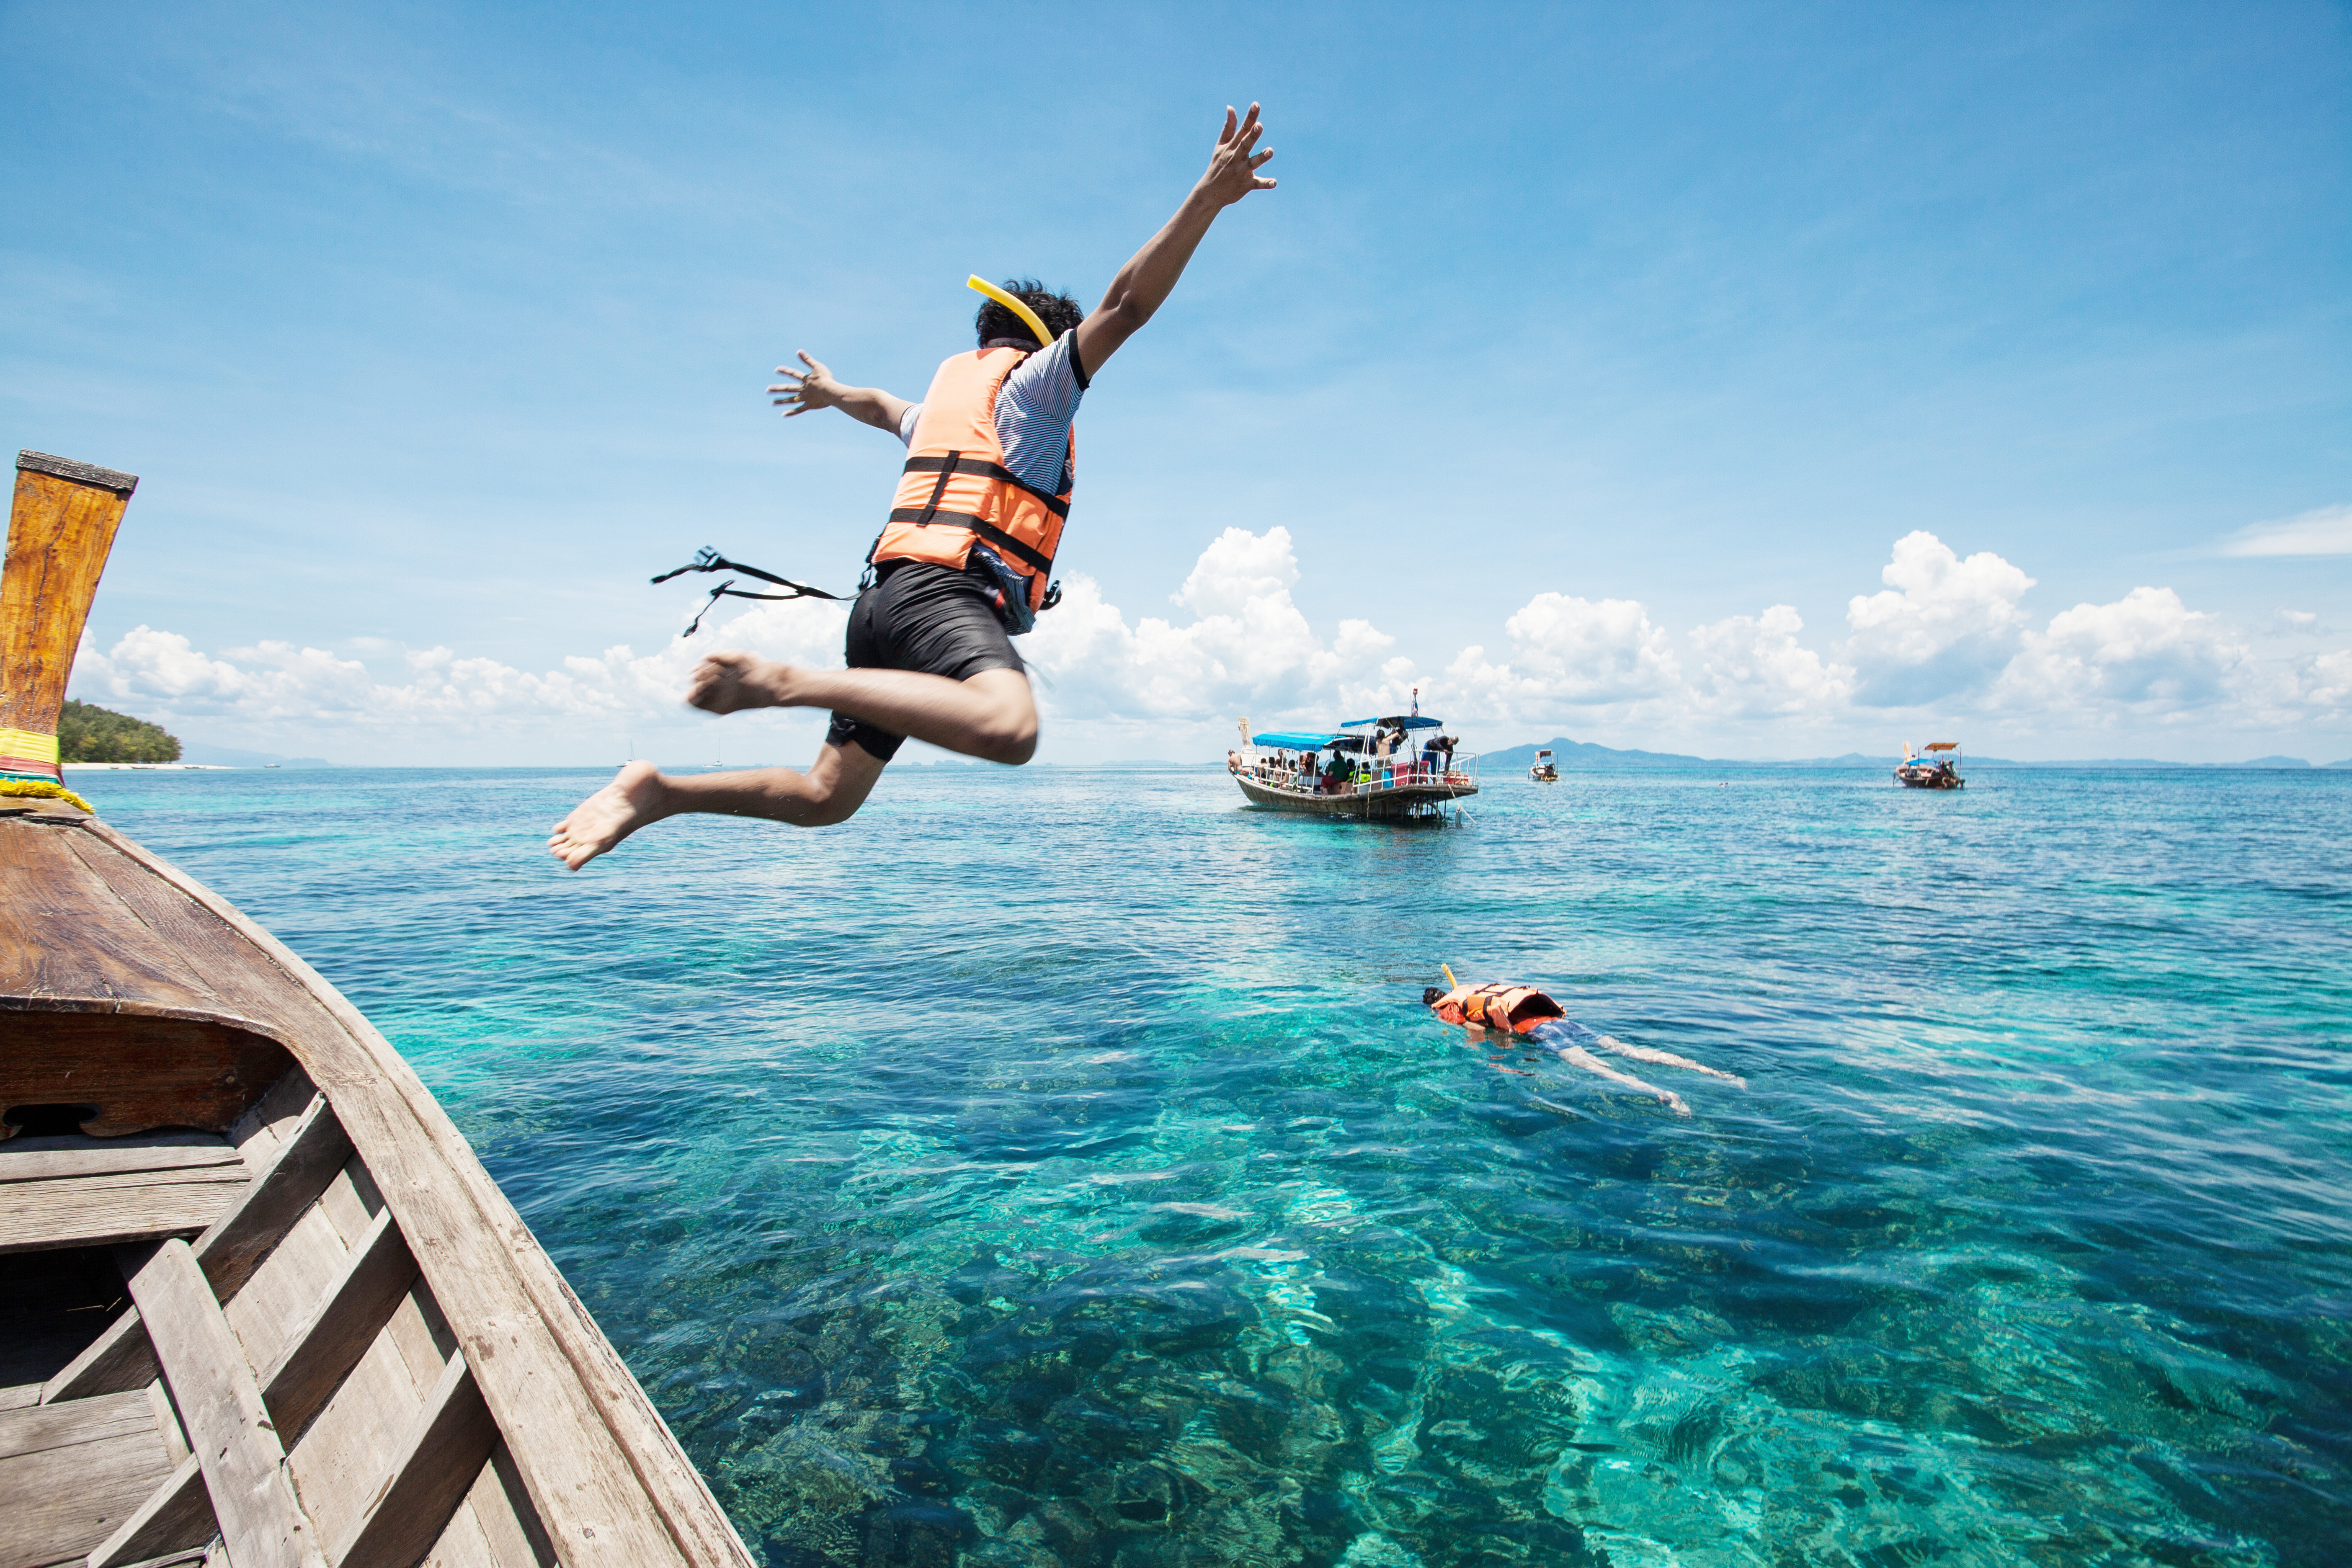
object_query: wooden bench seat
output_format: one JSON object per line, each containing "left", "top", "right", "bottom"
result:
{"left": 0, "top": 1386, "right": 183, "bottom": 1568}
{"left": 0, "top": 1133, "right": 249, "bottom": 1255}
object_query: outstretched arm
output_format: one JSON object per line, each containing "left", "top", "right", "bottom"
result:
{"left": 1075, "top": 103, "right": 1277, "bottom": 376}
{"left": 768, "top": 351, "right": 913, "bottom": 434}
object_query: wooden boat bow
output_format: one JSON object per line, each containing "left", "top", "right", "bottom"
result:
{"left": 1, "top": 453, "right": 756, "bottom": 1568}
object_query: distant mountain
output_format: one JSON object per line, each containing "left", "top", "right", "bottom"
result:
{"left": 1481, "top": 737, "right": 2324, "bottom": 771}
{"left": 178, "top": 741, "right": 338, "bottom": 768}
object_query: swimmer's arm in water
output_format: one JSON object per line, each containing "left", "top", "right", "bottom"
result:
{"left": 767, "top": 351, "right": 913, "bottom": 434}
{"left": 1076, "top": 101, "right": 1278, "bottom": 376}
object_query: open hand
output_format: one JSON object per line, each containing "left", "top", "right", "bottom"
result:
{"left": 1199, "top": 103, "right": 1277, "bottom": 207}
{"left": 767, "top": 351, "right": 841, "bottom": 418}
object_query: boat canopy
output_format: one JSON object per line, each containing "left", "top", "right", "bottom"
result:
{"left": 1251, "top": 731, "right": 1340, "bottom": 749}
{"left": 1343, "top": 715, "right": 1443, "bottom": 730}
{"left": 1925, "top": 741, "right": 1960, "bottom": 751}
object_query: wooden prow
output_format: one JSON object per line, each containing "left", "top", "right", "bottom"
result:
{"left": 2, "top": 449, "right": 138, "bottom": 782}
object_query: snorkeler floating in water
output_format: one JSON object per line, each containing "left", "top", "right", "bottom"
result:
{"left": 549, "top": 103, "right": 1279, "bottom": 870}
{"left": 1426, "top": 971, "right": 1744, "bottom": 1117}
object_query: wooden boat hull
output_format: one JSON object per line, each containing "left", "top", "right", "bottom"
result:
{"left": 2, "top": 802, "right": 757, "bottom": 1568}
{"left": 1233, "top": 773, "right": 1476, "bottom": 818}
{"left": 1, "top": 450, "right": 755, "bottom": 1568}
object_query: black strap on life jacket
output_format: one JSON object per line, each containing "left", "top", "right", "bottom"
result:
{"left": 897, "top": 454, "right": 1071, "bottom": 517}
{"left": 864, "top": 448, "right": 1061, "bottom": 579}
{"left": 652, "top": 548, "right": 845, "bottom": 636}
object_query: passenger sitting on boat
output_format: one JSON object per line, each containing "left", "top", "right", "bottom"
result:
{"left": 547, "top": 103, "right": 1280, "bottom": 869}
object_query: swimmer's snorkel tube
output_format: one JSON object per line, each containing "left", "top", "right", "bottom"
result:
{"left": 967, "top": 275, "right": 1059, "bottom": 349}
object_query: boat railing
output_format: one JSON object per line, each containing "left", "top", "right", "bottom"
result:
{"left": 1231, "top": 749, "right": 1478, "bottom": 796}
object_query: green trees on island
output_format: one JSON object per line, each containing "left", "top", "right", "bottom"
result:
{"left": 59, "top": 700, "right": 182, "bottom": 763}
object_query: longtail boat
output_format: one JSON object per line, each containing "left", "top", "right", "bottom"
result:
{"left": 1894, "top": 740, "right": 1965, "bottom": 789}
{"left": 0, "top": 451, "right": 756, "bottom": 1568}
{"left": 1227, "top": 712, "right": 1478, "bottom": 820}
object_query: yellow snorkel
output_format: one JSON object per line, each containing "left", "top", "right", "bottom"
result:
{"left": 967, "top": 275, "right": 1058, "bottom": 348}
{"left": 1442, "top": 963, "right": 1460, "bottom": 990}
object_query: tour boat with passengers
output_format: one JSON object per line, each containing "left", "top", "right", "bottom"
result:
{"left": 1894, "top": 741, "right": 1965, "bottom": 789}
{"left": 1228, "top": 707, "right": 1478, "bottom": 820}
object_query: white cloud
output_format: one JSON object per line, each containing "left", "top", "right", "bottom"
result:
{"left": 1689, "top": 605, "right": 1854, "bottom": 718}
{"left": 60, "top": 526, "right": 2352, "bottom": 762}
{"left": 2218, "top": 503, "right": 2352, "bottom": 558}
{"left": 1422, "top": 595, "right": 1683, "bottom": 735}
{"left": 1022, "top": 526, "right": 1399, "bottom": 724}
{"left": 1843, "top": 530, "right": 2036, "bottom": 707}
{"left": 71, "top": 597, "right": 848, "bottom": 730}
{"left": 1994, "top": 587, "right": 2248, "bottom": 717}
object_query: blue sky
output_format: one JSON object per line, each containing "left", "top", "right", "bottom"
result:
{"left": 8, "top": 1, "right": 2348, "bottom": 763}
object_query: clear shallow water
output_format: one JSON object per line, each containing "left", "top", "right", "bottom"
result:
{"left": 79, "top": 763, "right": 2352, "bottom": 1567}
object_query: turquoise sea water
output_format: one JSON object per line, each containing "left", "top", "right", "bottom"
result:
{"left": 81, "top": 764, "right": 2352, "bottom": 1567}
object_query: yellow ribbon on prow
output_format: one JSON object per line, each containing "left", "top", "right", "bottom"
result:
{"left": 967, "top": 276, "right": 1057, "bottom": 348}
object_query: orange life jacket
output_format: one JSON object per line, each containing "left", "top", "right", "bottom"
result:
{"left": 1429, "top": 982, "right": 1565, "bottom": 1034}
{"left": 869, "top": 347, "right": 1070, "bottom": 614}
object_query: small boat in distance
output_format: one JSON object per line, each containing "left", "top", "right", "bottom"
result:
{"left": 1895, "top": 741, "right": 1965, "bottom": 789}
{"left": 1229, "top": 709, "right": 1477, "bottom": 819}
{"left": 1529, "top": 749, "right": 1560, "bottom": 782}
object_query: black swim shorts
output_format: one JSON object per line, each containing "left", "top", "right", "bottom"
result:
{"left": 825, "top": 561, "right": 1026, "bottom": 762}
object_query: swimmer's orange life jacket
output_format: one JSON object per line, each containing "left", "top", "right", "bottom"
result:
{"left": 869, "top": 346, "right": 1070, "bottom": 620}
{"left": 1426, "top": 983, "right": 1565, "bottom": 1034}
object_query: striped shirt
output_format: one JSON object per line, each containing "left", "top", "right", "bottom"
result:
{"left": 896, "top": 331, "right": 1088, "bottom": 493}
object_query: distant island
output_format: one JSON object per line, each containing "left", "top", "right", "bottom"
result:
{"left": 58, "top": 699, "right": 181, "bottom": 763}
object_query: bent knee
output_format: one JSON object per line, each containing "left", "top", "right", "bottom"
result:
{"left": 797, "top": 795, "right": 863, "bottom": 827}
{"left": 979, "top": 712, "right": 1038, "bottom": 766}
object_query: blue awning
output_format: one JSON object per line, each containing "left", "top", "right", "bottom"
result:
{"left": 1342, "top": 715, "right": 1443, "bottom": 730}
{"left": 1251, "top": 731, "right": 1339, "bottom": 749}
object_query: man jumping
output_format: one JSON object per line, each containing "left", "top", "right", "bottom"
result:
{"left": 549, "top": 103, "right": 1277, "bottom": 870}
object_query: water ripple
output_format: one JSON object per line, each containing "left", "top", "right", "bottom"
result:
{"left": 86, "top": 763, "right": 2352, "bottom": 1566}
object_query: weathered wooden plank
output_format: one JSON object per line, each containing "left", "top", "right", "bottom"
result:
{"left": 469, "top": 1444, "right": 558, "bottom": 1568}
{"left": 55, "top": 830, "right": 338, "bottom": 1052}
{"left": 186, "top": 1093, "right": 350, "bottom": 1303}
{"left": 258, "top": 1206, "right": 414, "bottom": 1442}
{"left": 227, "top": 1068, "right": 318, "bottom": 1155}
{"left": 0, "top": 1137, "right": 240, "bottom": 1184}
{"left": 0, "top": 1390, "right": 177, "bottom": 1568}
{"left": 123, "top": 1240, "right": 323, "bottom": 1568}
{"left": 225, "top": 1204, "right": 348, "bottom": 1382}
{"left": 284, "top": 1322, "right": 426, "bottom": 1549}
{"left": 73, "top": 819, "right": 757, "bottom": 1567}
{"left": 328, "top": 1352, "right": 498, "bottom": 1568}
{"left": 0, "top": 1383, "right": 39, "bottom": 1411}
{"left": 85, "top": 1452, "right": 212, "bottom": 1568}
{"left": 45, "top": 1098, "right": 347, "bottom": 1404}
{"left": 0, "top": 830, "right": 220, "bottom": 1020}
{"left": 14, "top": 450, "right": 137, "bottom": 494}
{"left": 144, "top": 1379, "right": 189, "bottom": 1466}
{"left": 0, "top": 1166, "right": 247, "bottom": 1199}
{"left": 0, "top": 1388, "right": 155, "bottom": 1454}
{"left": 314, "top": 1162, "right": 374, "bottom": 1250}
{"left": 0, "top": 1173, "right": 249, "bottom": 1256}
{"left": 420, "top": 1498, "right": 504, "bottom": 1568}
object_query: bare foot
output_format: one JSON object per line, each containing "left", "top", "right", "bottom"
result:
{"left": 549, "top": 761, "right": 671, "bottom": 870}
{"left": 686, "top": 651, "right": 799, "bottom": 715}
